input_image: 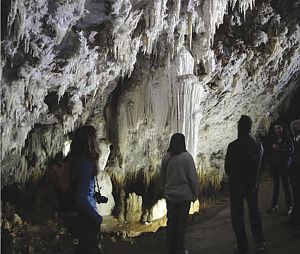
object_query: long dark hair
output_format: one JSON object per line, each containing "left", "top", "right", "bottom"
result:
{"left": 167, "top": 133, "right": 187, "bottom": 155}
{"left": 68, "top": 125, "right": 100, "bottom": 175}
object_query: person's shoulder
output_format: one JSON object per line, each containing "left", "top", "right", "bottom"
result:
{"left": 162, "top": 152, "right": 171, "bottom": 162}
{"left": 181, "top": 151, "right": 193, "bottom": 160}
{"left": 228, "top": 139, "right": 238, "bottom": 148}
{"left": 249, "top": 135, "right": 260, "bottom": 145}
{"left": 163, "top": 152, "right": 171, "bottom": 158}
{"left": 240, "top": 136, "right": 260, "bottom": 150}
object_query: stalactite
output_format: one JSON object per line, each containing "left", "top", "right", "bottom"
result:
{"left": 239, "top": 0, "right": 256, "bottom": 18}
{"left": 1, "top": 0, "right": 300, "bottom": 226}
{"left": 188, "top": 12, "right": 193, "bottom": 50}
{"left": 175, "top": 0, "right": 181, "bottom": 21}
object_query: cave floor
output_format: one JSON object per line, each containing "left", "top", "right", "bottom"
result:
{"left": 4, "top": 178, "right": 300, "bottom": 254}
{"left": 103, "top": 179, "right": 300, "bottom": 254}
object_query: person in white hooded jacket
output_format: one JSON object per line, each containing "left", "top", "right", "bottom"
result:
{"left": 160, "top": 133, "right": 199, "bottom": 254}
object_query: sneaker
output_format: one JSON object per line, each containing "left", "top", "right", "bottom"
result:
{"left": 257, "top": 241, "right": 267, "bottom": 252}
{"left": 267, "top": 205, "right": 278, "bottom": 213}
{"left": 287, "top": 206, "right": 293, "bottom": 216}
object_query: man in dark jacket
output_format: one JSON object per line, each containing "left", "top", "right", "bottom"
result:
{"left": 225, "top": 115, "right": 266, "bottom": 254}
{"left": 289, "top": 120, "right": 300, "bottom": 236}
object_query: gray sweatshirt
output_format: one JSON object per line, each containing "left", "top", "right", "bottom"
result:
{"left": 160, "top": 151, "right": 199, "bottom": 203}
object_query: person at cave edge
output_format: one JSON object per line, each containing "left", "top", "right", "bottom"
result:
{"left": 225, "top": 115, "right": 266, "bottom": 254}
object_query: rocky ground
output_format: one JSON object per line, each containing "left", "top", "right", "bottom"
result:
{"left": 2, "top": 177, "right": 300, "bottom": 254}
{"left": 102, "top": 178, "right": 300, "bottom": 254}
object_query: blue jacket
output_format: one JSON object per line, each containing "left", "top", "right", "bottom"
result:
{"left": 75, "top": 160, "right": 102, "bottom": 224}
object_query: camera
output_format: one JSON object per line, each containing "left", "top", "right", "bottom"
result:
{"left": 94, "top": 191, "right": 108, "bottom": 204}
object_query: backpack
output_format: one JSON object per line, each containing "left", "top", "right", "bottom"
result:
{"left": 49, "top": 159, "right": 71, "bottom": 192}
{"left": 47, "top": 157, "right": 75, "bottom": 211}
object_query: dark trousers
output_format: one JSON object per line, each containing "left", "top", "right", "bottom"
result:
{"left": 64, "top": 212, "right": 101, "bottom": 254}
{"left": 166, "top": 200, "right": 191, "bottom": 254}
{"left": 271, "top": 167, "right": 292, "bottom": 207}
{"left": 291, "top": 175, "right": 300, "bottom": 225}
{"left": 77, "top": 213, "right": 101, "bottom": 254}
{"left": 229, "top": 186, "right": 265, "bottom": 252}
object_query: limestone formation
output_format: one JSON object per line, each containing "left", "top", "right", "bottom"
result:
{"left": 1, "top": 0, "right": 299, "bottom": 222}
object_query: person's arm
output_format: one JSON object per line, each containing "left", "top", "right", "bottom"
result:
{"left": 285, "top": 138, "right": 294, "bottom": 157}
{"left": 252, "top": 140, "right": 262, "bottom": 190}
{"left": 159, "top": 155, "right": 167, "bottom": 192}
{"left": 225, "top": 143, "right": 233, "bottom": 176}
{"left": 187, "top": 153, "right": 200, "bottom": 201}
{"left": 76, "top": 160, "right": 102, "bottom": 224}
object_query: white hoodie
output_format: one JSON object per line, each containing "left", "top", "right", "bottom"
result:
{"left": 160, "top": 151, "right": 199, "bottom": 203}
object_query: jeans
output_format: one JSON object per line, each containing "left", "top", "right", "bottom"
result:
{"left": 166, "top": 200, "right": 191, "bottom": 254}
{"left": 271, "top": 167, "right": 292, "bottom": 207}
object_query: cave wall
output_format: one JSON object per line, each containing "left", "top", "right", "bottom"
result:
{"left": 1, "top": 0, "right": 300, "bottom": 221}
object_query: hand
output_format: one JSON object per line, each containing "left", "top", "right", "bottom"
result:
{"left": 272, "top": 143, "right": 279, "bottom": 151}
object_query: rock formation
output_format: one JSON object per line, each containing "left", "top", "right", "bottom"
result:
{"left": 1, "top": 0, "right": 300, "bottom": 222}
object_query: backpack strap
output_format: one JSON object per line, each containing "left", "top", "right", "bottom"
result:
{"left": 94, "top": 176, "right": 101, "bottom": 193}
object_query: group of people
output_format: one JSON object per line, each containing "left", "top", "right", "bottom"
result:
{"left": 264, "top": 121, "right": 299, "bottom": 217}
{"left": 159, "top": 115, "right": 300, "bottom": 254}
{"left": 223, "top": 116, "right": 300, "bottom": 254}
{"left": 62, "top": 114, "right": 299, "bottom": 254}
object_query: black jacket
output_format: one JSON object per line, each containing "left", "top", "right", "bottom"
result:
{"left": 269, "top": 136, "right": 294, "bottom": 170}
{"left": 290, "top": 139, "right": 300, "bottom": 181}
{"left": 225, "top": 135, "right": 261, "bottom": 188}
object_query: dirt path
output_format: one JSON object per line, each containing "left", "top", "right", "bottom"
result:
{"left": 102, "top": 180, "right": 300, "bottom": 254}
{"left": 3, "top": 179, "right": 299, "bottom": 254}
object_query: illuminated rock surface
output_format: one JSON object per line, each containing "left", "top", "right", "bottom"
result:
{"left": 1, "top": 0, "right": 300, "bottom": 224}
